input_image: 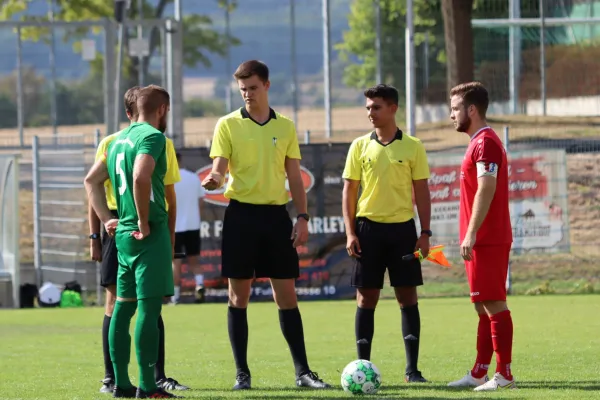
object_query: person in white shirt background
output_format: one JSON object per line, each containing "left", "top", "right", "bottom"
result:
{"left": 173, "top": 152, "right": 206, "bottom": 303}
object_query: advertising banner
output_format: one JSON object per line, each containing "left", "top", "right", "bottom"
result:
{"left": 177, "top": 144, "right": 353, "bottom": 302}
{"left": 420, "top": 149, "right": 570, "bottom": 257}
{"left": 176, "top": 146, "right": 570, "bottom": 302}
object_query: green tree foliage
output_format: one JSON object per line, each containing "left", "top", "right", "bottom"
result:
{"left": 336, "top": 0, "right": 443, "bottom": 96}
{"left": 0, "top": 0, "right": 240, "bottom": 85}
{"left": 337, "top": 0, "right": 571, "bottom": 102}
{"left": 0, "top": 68, "right": 228, "bottom": 129}
{"left": 0, "top": 0, "right": 240, "bottom": 128}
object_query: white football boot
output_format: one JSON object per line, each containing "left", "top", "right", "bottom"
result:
{"left": 473, "top": 372, "right": 517, "bottom": 391}
{"left": 447, "top": 371, "right": 489, "bottom": 387}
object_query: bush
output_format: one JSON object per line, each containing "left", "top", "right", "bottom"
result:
{"left": 525, "top": 281, "right": 555, "bottom": 296}
{"left": 184, "top": 98, "right": 226, "bottom": 118}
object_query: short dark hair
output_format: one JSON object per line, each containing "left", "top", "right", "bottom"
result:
{"left": 136, "top": 85, "right": 170, "bottom": 116}
{"left": 363, "top": 84, "right": 399, "bottom": 105}
{"left": 124, "top": 86, "right": 141, "bottom": 118}
{"left": 450, "top": 81, "right": 489, "bottom": 117}
{"left": 233, "top": 60, "right": 269, "bottom": 82}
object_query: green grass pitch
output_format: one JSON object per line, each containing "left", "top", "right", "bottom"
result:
{"left": 1, "top": 295, "right": 599, "bottom": 399}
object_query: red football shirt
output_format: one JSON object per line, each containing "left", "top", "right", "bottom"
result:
{"left": 459, "top": 127, "right": 512, "bottom": 245}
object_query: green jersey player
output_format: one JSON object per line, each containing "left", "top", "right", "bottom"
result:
{"left": 84, "top": 85, "right": 180, "bottom": 399}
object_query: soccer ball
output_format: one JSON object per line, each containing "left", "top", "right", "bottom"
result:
{"left": 340, "top": 359, "right": 382, "bottom": 395}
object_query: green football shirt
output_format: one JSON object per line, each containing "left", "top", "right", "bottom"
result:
{"left": 105, "top": 122, "right": 168, "bottom": 232}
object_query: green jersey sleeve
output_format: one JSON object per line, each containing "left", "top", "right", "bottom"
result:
{"left": 137, "top": 132, "right": 166, "bottom": 161}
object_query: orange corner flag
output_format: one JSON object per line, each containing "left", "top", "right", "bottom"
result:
{"left": 414, "top": 245, "right": 451, "bottom": 268}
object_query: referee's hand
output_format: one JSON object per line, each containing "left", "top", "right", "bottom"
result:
{"left": 346, "top": 234, "right": 361, "bottom": 258}
{"left": 90, "top": 239, "right": 102, "bottom": 262}
{"left": 415, "top": 234, "right": 430, "bottom": 258}
{"left": 291, "top": 218, "right": 309, "bottom": 248}
{"left": 202, "top": 172, "right": 224, "bottom": 191}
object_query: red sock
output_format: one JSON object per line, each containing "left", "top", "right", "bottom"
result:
{"left": 490, "top": 310, "right": 514, "bottom": 380}
{"left": 471, "top": 313, "right": 493, "bottom": 378}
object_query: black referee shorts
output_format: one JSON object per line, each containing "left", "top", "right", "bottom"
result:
{"left": 221, "top": 199, "right": 299, "bottom": 280}
{"left": 351, "top": 217, "right": 423, "bottom": 289}
{"left": 100, "top": 210, "right": 120, "bottom": 288}
{"left": 174, "top": 230, "right": 201, "bottom": 257}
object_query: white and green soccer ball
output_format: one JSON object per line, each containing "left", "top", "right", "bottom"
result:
{"left": 340, "top": 359, "right": 382, "bottom": 395}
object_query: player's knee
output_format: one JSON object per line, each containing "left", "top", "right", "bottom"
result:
{"left": 482, "top": 300, "right": 508, "bottom": 315}
{"left": 105, "top": 286, "right": 117, "bottom": 316}
{"left": 356, "top": 289, "right": 379, "bottom": 309}
{"left": 270, "top": 279, "right": 298, "bottom": 310}
{"left": 474, "top": 302, "right": 486, "bottom": 315}
{"left": 394, "top": 286, "right": 418, "bottom": 308}
{"left": 228, "top": 286, "right": 251, "bottom": 308}
{"left": 272, "top": 290, "right": 297, "bottom": 310}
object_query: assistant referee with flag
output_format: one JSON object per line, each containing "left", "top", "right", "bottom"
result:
{"left": 342, "top": 84, "right": 432, "bottom": 383}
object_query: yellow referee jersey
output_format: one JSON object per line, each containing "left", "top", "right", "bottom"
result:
{"left": 343, "top": 129, "right": 430, "bottom": 223}
{"left": 209, "top": 107, "right": 301, "bottom": 205}
{"left": 96, "top": 130, "right": 180, "bottom": 211}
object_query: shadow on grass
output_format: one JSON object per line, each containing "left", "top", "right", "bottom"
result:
{"left": 515, "top": 380, "right": 600, "bottom": 391}
{"left": 178, "top": 386, "right": 523, "bottom": 399}
{"left": 234, "top": 394, "right": 520, "bottom": 400}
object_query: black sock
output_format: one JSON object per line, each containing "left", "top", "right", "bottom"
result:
{"left": 228, "top": 306, "right": 249, "bottom": 375}
{"left": 154, "top": 314, "right": 166, "bottom": 382}
{"left": 355, "top": 307, "right": 375, "bottom": 360}
{"left": 102, "top": 315, "right": 115, "bottom": 381}
{"left": 401, "top": 303, "right": 421, "bottom": 375}
{"left": 279, "top": 308, "right": 310, "bottom": 377}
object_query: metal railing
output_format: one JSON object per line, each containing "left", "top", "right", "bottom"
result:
{"left": 32, "top": 132, "right": 100, "bottom": 299}
{"left": 0, "top": 155, "right": 20, "bottom": 308}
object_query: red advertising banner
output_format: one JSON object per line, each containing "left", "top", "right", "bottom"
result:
{"left": 417, "top": 150, "right": 570, "bottom": 256}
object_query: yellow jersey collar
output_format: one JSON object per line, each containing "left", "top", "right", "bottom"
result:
{"left": 370, "top": 128, "right": 403, "bottom": 146}
{"left": 240, "top": 107, "right": 277, "bottom": 126}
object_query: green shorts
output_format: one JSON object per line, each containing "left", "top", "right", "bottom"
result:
{"left": 115, "top": 225, "right": 173, "bottom": 299}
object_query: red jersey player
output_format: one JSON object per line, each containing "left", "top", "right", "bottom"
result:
{"left": 446, "top": 82, "right": 516, "bottom": 391}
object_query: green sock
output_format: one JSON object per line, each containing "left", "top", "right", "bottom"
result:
{"left": 135, "top": 297, "right": 163, "bottom": 392}
{"left": 109, "top": 300, "right": 137, "bottom": 389}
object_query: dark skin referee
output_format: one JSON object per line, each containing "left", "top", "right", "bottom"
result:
{"left": 342, "top": 84, "right": 432, "bottom": 383}
{"left": 202, "top": 60, "right": 331, "bottom": 391}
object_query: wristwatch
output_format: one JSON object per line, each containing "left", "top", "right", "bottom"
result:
{"left": 297, "top": 213, "right": 310, "bottom": 222}
{"left": 421, "top": 229, "right": 433, "bottom": 237}
{"left": 89, "top": 233, "right": 100, "bottom": 240}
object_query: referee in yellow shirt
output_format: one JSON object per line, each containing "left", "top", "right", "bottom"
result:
{"left": 88, "top": 85, "right": 189, "bottom": 393}
{"left": 202, "top": 60, "right": 331, "bottom": 391}
{"left": 342, "top": 84, "right": 432, "bottom": 384}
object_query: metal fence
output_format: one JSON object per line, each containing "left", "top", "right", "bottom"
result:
{"left": 0, "top": 154, "right": 20, "bottom": 308}
{"left": 1, "top": 1, "right": 599, "bottom": 146}
{"left": 0, "top": 17, "right": 183, "bottom": 150}
{"left": 32, "top": 133, "right": 99, "bottom": 299}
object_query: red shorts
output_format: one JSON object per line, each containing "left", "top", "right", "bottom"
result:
{"left": 464, "top": 244, "right": 511, "bottom": 303}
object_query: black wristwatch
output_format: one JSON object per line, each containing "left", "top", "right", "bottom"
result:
{"left": 89, "top": 233, "right": 100, "bottom": 240}
{"left": 297, "top": 213, "right": 310, "bottom": 222}
{"left": 421, "top": 229, "right": 433, "bottom": 237}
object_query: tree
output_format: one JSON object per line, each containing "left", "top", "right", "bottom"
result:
{"left": 0, "top": 0, "right": 240, "bottom": 86}
{"left": 336, "top": 0, "right": 567, "bottom": 102}
{"left": 0, "top": 67, "right": 47, "bottom": 126}
{"left": 336, "top": 0, "right": 445, "bottom": 98}
{"left": 440, "top": 0, "right": 474, "bottom": 95}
